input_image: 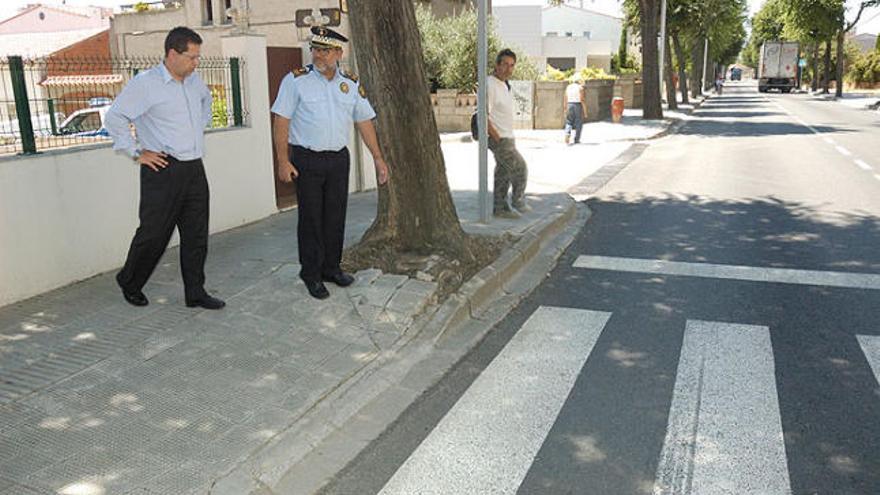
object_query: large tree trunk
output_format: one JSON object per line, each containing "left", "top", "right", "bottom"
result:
{"left": 835, "top": 28, "right": 845, "bottom": 98}
{"left": 640, "top": 0, "right": 663, "bottom": 119}
{"left": 823, "top": 38, "right": 832, "bottom": 93}
{"left": 690, "top": 38, "right": 704, "bottom": 99}
{"left": 347, "top": 1, "right": 475, "bottom": 266}
{"left": 672, "top": 32, "right": 689, "bottom": 104}
{"left": 664, "top": 33, "right": 678, "bottom": 110}
{"left": 811, "top": 40, "right": 819, "bottom": 92}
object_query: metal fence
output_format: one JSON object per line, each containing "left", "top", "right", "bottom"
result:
{"left": 0, "top": 56, "right": 248, "bottom": 156}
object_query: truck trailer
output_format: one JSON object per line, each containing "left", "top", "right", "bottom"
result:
{"left": 758, "top": 41, "right": 799, "bottom": 93}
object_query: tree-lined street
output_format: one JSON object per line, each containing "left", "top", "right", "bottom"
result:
{"left": 320, "top": 81, "right": 880, "bottom": 494}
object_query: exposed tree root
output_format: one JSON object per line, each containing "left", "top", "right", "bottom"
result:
{"left": 342, "top": 233, "right": 509, "bottom": 300}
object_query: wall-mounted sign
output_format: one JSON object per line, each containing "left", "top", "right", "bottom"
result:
{"left": 294, "top": 8, "right": 341, "bottom": 28}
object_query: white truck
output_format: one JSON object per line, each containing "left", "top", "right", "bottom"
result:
{"left": 758, "top": 41, "right": 799, "bottom": 93}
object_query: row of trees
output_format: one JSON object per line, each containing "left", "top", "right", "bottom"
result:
{"left": 625, "top": 0, "right": 749, "bottom": 119}
{"left": 744, "top": 0, "right": 879, "bottom": 97}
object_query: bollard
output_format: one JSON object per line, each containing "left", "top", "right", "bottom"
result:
{"left": 611, "top": 97, "right": 625, "bottom": 124}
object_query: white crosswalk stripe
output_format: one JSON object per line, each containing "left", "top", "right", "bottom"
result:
{"left": 857, "top": 335, "right": 880, "bottom": 386}
{"left": 573, "top": 255, "right": 880, "bottom": 290}
{"left": 378, "top": 306, "right": 611, "bottom": 495}
{"left": 653, "top": 320, "right": 792, "bottom": 495}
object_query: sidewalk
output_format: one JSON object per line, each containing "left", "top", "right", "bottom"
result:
{"left": 807, "top": 89, "right": 880, "bottom": 110}
{"left": 0, "top": 117, "right": 671, "bottom": 495}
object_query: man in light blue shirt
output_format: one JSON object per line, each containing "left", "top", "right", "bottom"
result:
{"left": 104, "top": 26, "right": 225, "bottom": 310}
{"left": 271, "top": 25, "right": 389, "bottom": 300}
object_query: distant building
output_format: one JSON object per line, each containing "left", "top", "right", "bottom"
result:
{"left": 0, "top": 4, "right": 115, "bottom": 127}
{"left": 493, "top": 2, "right": 623, "bottom": 73}
{"left": 0, "top": 3, "right": 111, "bottom": 34}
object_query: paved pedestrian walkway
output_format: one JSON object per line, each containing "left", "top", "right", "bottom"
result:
{"left": 0, "top": 118, "right": 674, "bottom": 495}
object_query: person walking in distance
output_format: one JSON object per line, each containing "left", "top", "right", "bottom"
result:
{"left": 105, "top": 26, "right": 225, "bottom": 310}
{"left": 563, "top": 75, "right": 586, "bottom": 145}
{"left": 487, "top": 48, "right": 530, "bottom": 218}
{"left": 271, "top": 24, "right": 390, "bottom": 300}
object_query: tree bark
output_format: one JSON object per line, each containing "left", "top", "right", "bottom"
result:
{"left": 835, "top": 28, "right": 845, "bottom": 98}
{"left": 811, "top": 40, "right": 819, "bottom": 92}
{"left": 690, "top": 37, "right": 704, "bottom": 99}
{"left": 664, "top": 34, "right": 678, "bottom": 110}
{"left": 672, "top": 32, "right": 689, "bottom": 104}
{"left": 347, "top": 0, "right": 474, "bottom": 262}
{"left": 823, "top": 38, "right": 832, "bottom": 93}
{"left": 640, "top": 0, "right": 663, "bottom": 119}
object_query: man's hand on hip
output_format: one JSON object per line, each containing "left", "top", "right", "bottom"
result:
{"left": 138, "top": 150, "right": 169, "bottom": 172}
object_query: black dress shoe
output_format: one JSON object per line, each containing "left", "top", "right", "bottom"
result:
{"left": 186, "top": 294, "right": 226, "bottom": 310}
{"left": 116, "top": 273, "right": 148, "bottom": 307}
{"left": 122, "top": 289, "right": 149, "bottom": 307}
{"left": 322, "top": 272, "right": 355, "bottom": 287}
{"left": 304, "top": 280, "right": 330, "bottom": 299}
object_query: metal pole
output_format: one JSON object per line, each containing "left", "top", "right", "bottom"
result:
{"left": 702, "top": 38, "right": 709, "bottom": 93}
{"left": 9, "top": 56, "right": 37, "bottom": 154}
{"left": 658, "top": 0, "right": 667, "bottom": 102}
{"left": 477, "top": 0, "right": 489, "bottom": 223}
{"left": 230, "top": 57, "right": 243, "bottom": 127}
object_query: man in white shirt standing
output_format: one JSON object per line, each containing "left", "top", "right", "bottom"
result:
{"left": 104, "top": 27, "right": 225, "bottom": 310}
{"left": 487, "top": 49, "right": 529, "bottom": 219}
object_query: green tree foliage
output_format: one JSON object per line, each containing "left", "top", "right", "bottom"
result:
{"left": 847, "top": 49, "right": 880, "bottom": 84}
{"left": 414, "top": 3, "right": 539, "bottom": 92}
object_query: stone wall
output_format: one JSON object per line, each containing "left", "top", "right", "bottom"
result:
{"left": 431, "top": 89, "right": 475, "bottom": 133}
{"left": 583, "top": 79, "right": 614, "bottom": 122}
{"left": 534, "top": 80, "right": 565, "bottom": 129}
{"left": 613, "top": 74, "right": 643, "bottom": 110}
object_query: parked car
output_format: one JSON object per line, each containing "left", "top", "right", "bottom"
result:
{"left": 57, "top": 105, "right": 110, "bottom": 137}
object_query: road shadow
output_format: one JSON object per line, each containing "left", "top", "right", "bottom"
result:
{"left": 694, "top": 110, "right": 784, "bottom": 118}
{"left": 677, "top": 119, "right": 854, "bottom": 137}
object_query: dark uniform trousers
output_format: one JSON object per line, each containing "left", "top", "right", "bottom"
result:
{"left": 291, "top": 144, "right": 350, "bottom": 283}
{"left": 116, "top": 156, "right": 210, "bottom": 301}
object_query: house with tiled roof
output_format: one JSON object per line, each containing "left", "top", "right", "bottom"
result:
{"left": 0, "top": 4, "right": 116, "bottom": 128}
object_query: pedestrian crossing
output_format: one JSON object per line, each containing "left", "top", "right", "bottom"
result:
{"left": 378, "top": 305, "right": 880, "bottom": 495}
{"left": 654, "top": 321, "right": 790, "bottom": 495}
{"left": 379, "top": 307, "right": 611, "bottom": 494}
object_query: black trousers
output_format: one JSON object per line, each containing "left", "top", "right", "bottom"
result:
{"left": 117, "top": 157, "right": 210, "bottom": 300}
{"left": 291, "top": 145, "right": 350, "bottom": 283}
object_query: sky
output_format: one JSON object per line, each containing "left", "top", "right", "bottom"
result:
{"left": 1, "top": 0, "right": 878, "bottom": 34}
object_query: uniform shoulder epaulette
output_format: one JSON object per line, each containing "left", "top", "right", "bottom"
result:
{"left": 292, "top": 67, "right": 310, "bottom": 78}
{"left": 342, "top": 71, "right": 358, "bottom": 83}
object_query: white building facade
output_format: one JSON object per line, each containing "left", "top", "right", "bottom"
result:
{"left": 493, "top": 2, "right": 623, "bottom": 73}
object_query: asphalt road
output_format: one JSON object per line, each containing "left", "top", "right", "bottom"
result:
{"left": 319, "top": 82, "right": 880, "bottom": 495}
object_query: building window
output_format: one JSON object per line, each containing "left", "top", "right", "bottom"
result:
{"left": 202, "top": 0, "right": 214, "bottom": 25}
{"left": 547, "top": 57, "right": 576, "bottom": 71}
{"left": 583, "top": 31, "right": 591, "bottom": 39}
{"left": 546, "top": 31, "right": 558, "bottom": 37}
{"left": 223, "top": 0, "right": 232, "bottom": 24}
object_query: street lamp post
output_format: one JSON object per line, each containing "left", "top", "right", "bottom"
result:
{"left": 477, "top": 0, "right": 490, "bottom": 223}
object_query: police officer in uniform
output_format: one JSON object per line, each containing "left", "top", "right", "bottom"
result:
{"left": 271, "top": 25, "right": 390, "bottom": 300}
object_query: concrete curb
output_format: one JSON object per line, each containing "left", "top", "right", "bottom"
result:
{"left": 211, "top": 198, "right": 587, "bottom": 495}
